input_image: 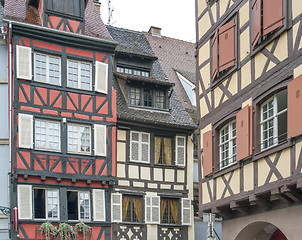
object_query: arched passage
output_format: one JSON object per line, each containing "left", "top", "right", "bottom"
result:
{"left": 235, "top": 221, "right": 288, "bottom": 240}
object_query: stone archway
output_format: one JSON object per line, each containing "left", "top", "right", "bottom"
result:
{"left": 235, "top": 221, "right": 288, "bottom": 240}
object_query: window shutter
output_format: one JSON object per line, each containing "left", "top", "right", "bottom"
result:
{"left": 181, "top": 198, "right": 191, "bottom": 226}
{"left": 252, "top": 0, "right": 261, "bottom": 47}
{"left": 19, "top": 114, "right": 33, "bottom": 149}
{"left": 95, "top": 61, "right": 108, "bottom": 94}
{"left": 219, "top": 19, "right": 235, "bottom": 71}
{"left": 93, "top": 189, "right": 105, "bottom": 221}
{"left": 151, "top": 196, "right": 160, "bottom": 224}
{"left": 211, "top": 30, "right": 218, "bottom": 80}
{"left": 176, "top": 136, "right": 186, "bottom": 166}
{"left": 141, "top": 133, "right": 150, "bottom": 163}
{"left": 16, "top": 45, "right": 32, "bottom": 80}
{"left": 145, "top": 196, "right": 151, "bottom": 223}
{"left": 263, "top": 0, "right": 283, "bottom": 35}
{"left": 130, "top": 132, "right": 139, "bottom": 162}
{"left": 288, "top": 75, "right": 302, "bottom": 138}
{"left": 94, "top": 124, "right": 106, "bottom": 156}
{"left": 18, "top": 185, "right": 32, "bottom": 220}
{"left": 203, "top": 130, "right": 213, "bottom": 176}
{"left": 236, "top": 105, "right": 252, "bottom": 161}
{"left": 111, "top": 193, "right": 122, "bottom": 223}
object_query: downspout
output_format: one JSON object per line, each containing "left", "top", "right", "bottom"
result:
{"left": 7, "top": 21, "right": 12, "bottom": 235}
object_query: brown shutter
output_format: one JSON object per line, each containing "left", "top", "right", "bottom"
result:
{"left": 203, "top": 130, "right": 213, "bottom": 176}
{"left": 211, "top": 30, "right": 218, "bottom": 80}
{"left": 236, "top": 106, "right": 251, "bottom": 161}
{"left": 288, "top": 75, "right": 302, "bottom": 138}
{"left": 218, "top": 19, "right": 235, "bottom": 71}
{"left": 252, "top": 0, "right": 261, "bottom": 47}
{"left": 263, "top": 0, "right": 283, "bottom": 36}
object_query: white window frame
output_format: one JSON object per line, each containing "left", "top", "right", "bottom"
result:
{"left": 219, "top": 120, "right": 236, "bottom": 169}
{"left": 67, "top": 59, "right": 92, "bottom": 90}
{"left": 78, "top": 191, "right": 90, "bottom": 221}
{"left": 33, "top": 188, "right": 60, "bottom": 221}
{"left": 260, "top": 92, "right": 287, "bottom": 150}
{"left": 176, "top": 135, "right": 186, "bottom": 166}
{"left": 130, "top": 131, "right": 150, "bottom": 163}
{"left": 67, "top": 123, "right": 91, "bottom": 155}
{"left": 34, "top": 52, "right": 61, "bottom": 85}
{"left": 35, "top": 119, "right": 61, "bottom": 151}
{"left": 145, "top": 196, "right": 160, "bottom": 224}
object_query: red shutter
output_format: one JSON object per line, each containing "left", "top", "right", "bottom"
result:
{"left": 288, "top": 75, "right": 302, "bottom": 138}
{"left": 252, "top": 0, "right": 261, "bottom": 47}
{"left": 203, "top": 130, "right": 213, "bottom": 176}
{"left": 236, "top": 106, "right": 251, "bottom": 161}
{"left": 263, "top": 0, "right": 283, "bottom": 36}
{"left": 218, "top": 19, "right": 235, "bottom": 71}
{"left": 211, "top": 30, "right": 218, "bottom": 80}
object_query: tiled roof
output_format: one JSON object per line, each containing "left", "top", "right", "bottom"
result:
{"left": 145, "top": 32, "right": 196, "bottom": 112}
{"left": 3, "top": 0, "right": 113, "bottom": 41}
{"left": 108, "top": 26, "right": 196, "bottom": 130}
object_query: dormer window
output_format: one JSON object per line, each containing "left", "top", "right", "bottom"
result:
{"left": 129, "top": 86, "right": 167, "bottom": 110}
{"left": 117, "top": 66, "right": 150, "bottom": 78}
{"left": 45, "top": 0, "right": 83, "bottom": 18}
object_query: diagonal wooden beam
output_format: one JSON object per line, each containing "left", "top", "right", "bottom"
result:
{"left": 264, "top": 152, "right": 283, "bottom": 184}
{"left": 221, "top": 171, "right": 234, "bottom": 199}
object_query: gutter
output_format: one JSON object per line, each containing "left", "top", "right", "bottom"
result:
{"left": 3, "top": 18, "right": 118, "bottom": 47}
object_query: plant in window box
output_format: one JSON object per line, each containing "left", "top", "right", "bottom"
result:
{"left": 58, "top": 223, "right": 72, "bottom": 240}
{"left": 40, "top": 221, "right": 57, "bottom": 240}
{"left": 74, "top": 222, "right": 91, "bottom": 240}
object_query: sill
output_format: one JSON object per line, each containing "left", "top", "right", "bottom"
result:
{"left": 120, "top": 222, "right": 144, "bottom": 226}
{"left": 35, "top": 147, "right": 61, "bottom": 153}
{"left": 67, "top": 85, "right": 92, "bottom": 92}
{"left": 129, "top": 160, "right": 150, "bottom": 165}
{"left": 68, "top": 151, "right": 92, "bottom": 156}
{"left": 253, "top": 140, "right": 292, "bottom": 162}
{"left": 211, "top": 65, "right": 238, "bottom": 90}
{"left": 128, "top": 105, "right": 170, "bottom": 113}
{"left": 159, "top": 223, "right": 183, "bottom": 227}
{"left": 219, "top": 160, "right": 237, "bottom": 171}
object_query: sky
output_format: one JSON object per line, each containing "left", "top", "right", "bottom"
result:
{"left": 99, "top": 0, "right": 196, "bottom": 42}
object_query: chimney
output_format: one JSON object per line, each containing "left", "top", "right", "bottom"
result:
{"left": 93, "top": 0, "right": 101, "bottom": 14}
{"left": 148, "top": 26, "right": 162, "bottom": 37}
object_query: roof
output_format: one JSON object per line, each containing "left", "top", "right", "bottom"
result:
{"left": 107, "top": 26, "right": 196, "bottom": 130}
{"left": 145, "top": 32, "right": 196, "bottom": 112}
{"left": 3, "top": 0, "right": 113, "bottom": 41}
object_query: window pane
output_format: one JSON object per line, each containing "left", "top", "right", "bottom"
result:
{"left": 155, "top": 90, "right": 165, "bottom": 109}
{"left": 47, "top": 190, "right": 58, "bottom": 218}
{"left": 35, "top": 54, "right": 47, "bottom": 82}
{"left": 35, "top": 120, "right": 47, "bottom": 148}
{"left": 80, "top": 126, "right": 91, "bottom": 153}
{"left": 277, "top": 89, "right": 287, "bottom": 113}
{"left": 68, "top": 124, "right": 78, "bottom": 152}
{"left": 80, "top": 63, "right": 91, "bottom": 90}
{"left": 79, "top": 192, "right": 90, "bottom": 220}
{"left": 143, "top": 89, "right": 152, "bottom": 107}
{"left": 130, "top": 87, "right": 140, "bottom": 105}
{"left": 34, "top": 189, "right": 46, "bottom": 219}
{"left": 67, "top": 191, "right": 78, "bottom": 220}
{"left": 49, "top": 56, "right": 60, "bottom": 85}
{"left": 67, "top": 60, "right": 79, "bottom": 88}
{"left": 278, "top": 111, "right": 287, "bottom": 143}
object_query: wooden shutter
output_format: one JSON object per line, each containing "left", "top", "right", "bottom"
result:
{"left": 176, "top": 136, "right": 186, "bottom": 166}
{"left": 145, "top": 196, "right": 160, "bottom": 224}
{"left": 130, "top": 132, "right": 139, "bottom": 162}
{"left": 19, "top": 114, "right": 33, "bottom": 149}
{"left": 263, "top": 0, "right": 283, "bottom": 36}
{"left": 18, "top": 185, "right": 32, "bottom": 220}
{"left": 111, "top": 193, "right": 122, "bottom": 223}
{"left": 94, "top": 124, "right": 106, "bottom": 156}
{"left": 236, "top": 106, "right": 252, "bottom": 161}
{"left": 16, "top": 45, "right": 32, "bottom": 80}
{"left": 288, "top": 75, "right": 302, "bottom": 138}
{"left": 252, "top": 0, "right": 261, "bottom": 47}
{"left": 211, "top": 30, "right": 218, "bottom": 80}
{"left": 95, "top": 61, "right": 108, "bottom": 94}
{"left": 181, "top": 198, "right": 191, "bottom": 226}
{"left": 203, "top": 130, "right": 213, "bottom": 176}
{"left": 219, "top": 19, "right": 236, "bottom": 71}
{"left": 93, "top": 189, "right": 105, "bottom": 221}
{"left": 141, "top": 133, "right": 150, "bottom": 163}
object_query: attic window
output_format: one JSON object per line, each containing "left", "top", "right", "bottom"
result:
{"left": 117, "top": 66, "right": 150, "bottom": 77}
{"left": 45, "top": 0, "right": 83, "bottom": 18}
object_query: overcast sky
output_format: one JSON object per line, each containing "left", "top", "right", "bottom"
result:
{"left": 99, "top": 0, "right": 196, "bottom": 42}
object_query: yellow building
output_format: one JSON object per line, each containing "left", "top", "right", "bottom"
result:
{"left": 196, "top": 0, "right": 302, "bottom": 239}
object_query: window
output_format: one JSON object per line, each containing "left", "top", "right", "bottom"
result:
{"left": 154, "top": 136, "right": 172, "bottom": 165}
{"left": 122, "top": 195, "right": 142, "bottom": 223}
{"left": 211, "top": 18, "right": 236, "bottom": 80}
{"left": 34, "top": 53, "right": 61, "bottom": 85}
{"left": 68, "top": 123, "right": 91, "bottom": 154}
{"left": 252, "top": 0, "right": 285, "bottom": 48}
{"left": 67, "top": 191, "right": 90, "bottom": 221}
{"left": 34, "top": 189, "right": 59, "bottom": 220}
{"left": 176, "top": 72, "right": 196, "bottom": 107}
{"left": 117, "top": 66, "right": 150, "bottom": 77}
{"left": 45, "top": 0, "right": 83, "bottom": 17}
{"left": 219, "top": 120, "right": 236, "bottom": 168}
{"left": 67, "top": 59, "right": 92, "bottom": 90}
{"left": 260, "top": 90, "right": 287, "bottom": 150}
{"left": 130, "top": 131, "right": 150, "bottom": 163}
{"left": 129, "top": 87, "right": 167, "bottom": 109}
{"left": 35, "top": 119, "right": 60, "bottom": 150}
{"left": 161, "top": 198, "right": 179, "bottom": 224}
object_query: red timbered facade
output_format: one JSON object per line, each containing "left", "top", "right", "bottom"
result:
{"left": 4, "top": 0, "right": 117, "bottom": 239}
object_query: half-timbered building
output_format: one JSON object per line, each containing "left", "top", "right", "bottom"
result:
{"left": 196, "top": 0, "right": 302, "bottom": 239}
{"left": 3, "top": 0, "right": 117, "bottom": 239}
{"left": 107, "top": 26, "right": 196, "bottom": 240}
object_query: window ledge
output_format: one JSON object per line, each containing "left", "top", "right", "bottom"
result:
{"left": 128, "top": 105, "right": 170, "bottom": 113}
{"left": 253, "top": 140, "right": 292, "bottom": 162}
